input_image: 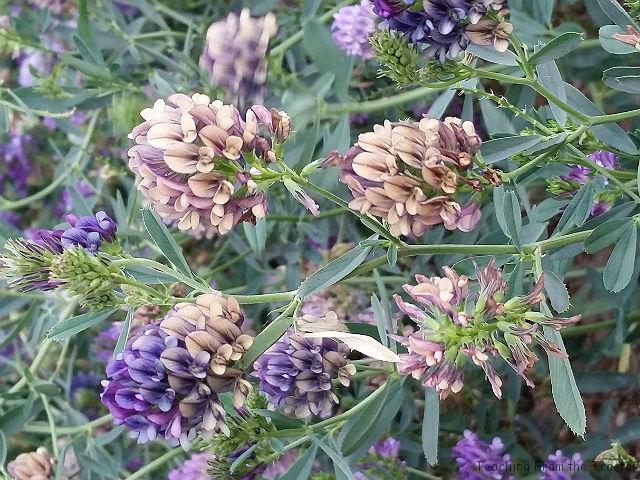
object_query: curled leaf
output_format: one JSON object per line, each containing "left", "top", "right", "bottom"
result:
{"left": 302, "top": 331, "right": 400, "bottom": 363}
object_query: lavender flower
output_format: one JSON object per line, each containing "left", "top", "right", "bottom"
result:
{"left": 168, "top": 452, "right": 211, "bottom": 480}
{"left": 423, "top": 0, "right": 469, "bottom": 35}
{"left": 561, "top": 150, "right": 618, "bottom": 216}
{"left": 0, "top": 133, "right": 35, "bottom": 197}
{"left": 331, "top": 1, "right": 378, "bottom": 59}
{"left": 372, "top": 437, "right": 402, "bottom": 458}
{"left": 453, "top": 430, "right": 514, "bottom": 480}
{"left": 252, "top": 328, "right": 355, "bottom": 418}
{"left": 373, "top": 0, "right": 409, "bottom": 18}
{"left": 101, "top": 294, "right": 253, "bottom": 446}
{"left": 540, "top": 450, "right": 583, "bottom": 480}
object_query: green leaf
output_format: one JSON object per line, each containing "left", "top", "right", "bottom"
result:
{"left": 312, "top": 436, "right": 356, "bottom": 480}
{"left": 278, "top": 445, "right": 319, "bottom": 480}
{"left": 564, "top": 83, "right": 638, "bottom": 154}
{"left": 536, "top": 61, "right": 567, "bottom": 125}
{"left": 603, "top": 66, "right": 640, "bottom": 93}
{"left": 387, "top": 244, "right": 398, "bottom": 267}
{"left": 339, "top": 382, "right": 391, "bottom": 455}
{"left": 603, "top": 222, "right": 638, "bottom": 292}
{"left": 77, "top": 0, "right": 105, "bottom": 66}
{"left": 297, "top": 238, "right": 375, "bottom": 298}
{"left": 114, "top": 309, "right": 133, "bottom": 358}
{"left": 584, "top": 218, "right": 632, "bottom": 253}
{"left": 371, "top": 293, "right": 389, "bottom": 348}
{"left": 542, "top": 302, "right": 586, "bottom": 437}
{"left": 599, "top": 25, "right": 639, "bottom": 54}
{"left": 230, "top": 444, "right": 258, "bottom": 473}
{"left": 503, "top": 191, "right": 523, "bottom": 250}
{"left": 581, "top": 201, "right": 637, "bottom": 231}
{"left": 543, "top": 271, "right": 570, "bottom": 313}
{"left": 466, "top": 44, "right": 518, "bottom": 65}
{"left": 0, "top": 430, "right": 6, "bottom": 469}
{"left": 243, "top": 217, "right": 267, "bottom": 255}
{"left": 46, "top": 308, "right": 119, "bottom": 341}
{"left": 481, "top": 135, "right": 542, "bottom": 163}
{"left": 595, "top": 0, "right": 639, "bottom": 30}
{"left": 242, "top": 302, "right": 298, "bottom": 368}
{"left": 422, "top": 387, "right": 440, "bottom": 465}
{"left": 480, "top": 98, "right": 516, "bottom": 135}
{"left": 554, "top": 182, "right": 594, "bottom": 233}
{"left": 141, "top": 208, "right": 193, "bottom": 278}
{"left": 255, "top": 409, "right": 305, "bottom": 430}
{"left": 530, "top": 32, "right": 584, "bottom": 65}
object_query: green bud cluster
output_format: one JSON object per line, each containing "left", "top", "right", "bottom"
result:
{"left": 0, "top": 239, "right": 56, "bottom": 291}
{"left": 370, "top": 30, "right": 420, "bottom": 85}
{"left": 50, "top": 248, "right": 124, "bottom": 307}
{"left": 625, "top": 1, "right": 640, "bottom": 20}
{"left": 547, "top": 177, "right": 579, "bottom": 195}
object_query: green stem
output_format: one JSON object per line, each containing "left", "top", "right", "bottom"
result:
{"left": 322, "top": 86, "right": 442, "bottom": 116}
{"left": 40, "top": 395, "right": 59, "bottom": 457}
{"left": 114, "top": 258, "right": 212, "bottom": 293}
{"left": 209, "top": 249, "right": 253, "bottom": 274}
{"left": 124, "top": 447, "right": 184, "bottom": 480}
{"left": 591, "top": 108, "right": 640, "bottom": 125}
{"left": 267, "top": 207, "right": 347, "bottom": 222}
{"left": 406, "top": 467, "right": 442, "bottom": 479}
{"left": 0, "top": 111, "right": 100, "bottom": 210}
{"left": 230, "top": 290, "right": 297, "bottom": 305}
{"left": 23, "top": 414, "right": 114, "bottom": 435}
{"left": 561, "top": 320, "right": 616, "bottom": 338}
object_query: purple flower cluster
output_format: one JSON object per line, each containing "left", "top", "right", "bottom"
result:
{"left": 168, "top": 452, "right": 211, "bottom": 480}
{"left": 0, "top": 133, "right": 35, "bottom": 197}
{"left": 252, "top": 332, "right": 355, "bottom": 418}
{"left": 376, "top": 0, "right": 510, "bottom": 61}
{"left": 452, "top": 430, "right": 514, "bottom": 480}
{"left": 331, "top": 1, "right": 378, "bottom": 59}
{"left": 540, "top": 450, "right": 583, "bottom": 480}
{"left": 93, "top": 322, "right": 123, "bottom": 363}
{"left": 561, "top": 150, "right": 618, "bottom": 216}
{"left": 101, "top": 295, "right": 253, "bottom": 446}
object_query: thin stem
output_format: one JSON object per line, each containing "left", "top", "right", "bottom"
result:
{"left": 7, "top": 340, "right": 54, "bottom": 395}
{"left": 23, "top": 414, "right": 114, "bottom": 435}
{"left": 267, "top": 207, "right": 347, "bottom": 222}
{"left": 114, "top": 258, "right": 212, "bottom": 294}
{"left": 591, "top": 108, "right": 640, "bottom": 125}
{"left": 124, "top": 447, "right": 184, "bottom": 480}
{"left": 40, "top": 395, "right": 59, "bottom": 457}
{"left": 322, "top": 86, "right": 442, "bottom": 116}
{"left": 230, "top": 290, "right": 297, "bottom": 305}
{"left": 406, "top": 467, "right": 442, "bottom": 480}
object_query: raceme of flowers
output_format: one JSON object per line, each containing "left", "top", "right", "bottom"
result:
{"left": 0, "top": 211, "right": 120, "bottom": 306}
{"left": 199, "top": 9, "right": 278, "bottom": 108}
{"left": 100, "top": 293, "right": 253, "bottom": 447}
{"left": 127, "top": 93, "right": 291, "bottom": 238}
{"left": 453, "top": 430, "right": 513, "bottom": 480}
{"left": 337, "top": 116, "right": 483, "bottom": 238}
{"left": 252, "top": 322, "right": 356, "bottom": 418}
{"left": 393, "top": 260, "right": 581, "bottom": 398}
{"left": 374, "top": 0, "right": 512, "bottom": 62}
{"left": 331, "top": 0, "right": 378, "bottom": 59}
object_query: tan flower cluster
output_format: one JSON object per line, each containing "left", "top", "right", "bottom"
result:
{"left": 338, "top": 117, "right": 483, "bottom": 237}
{"left": 128, "top": 93, "right": 291, "bottom": 238}
{"left": 159, "top": 293, "right": 254, "bottom": 428}
{"left": 8, "top": 448, "right": 56, "bottom": 480}
{"left": 199, "top": 9, "right": 278, "bottom": 108}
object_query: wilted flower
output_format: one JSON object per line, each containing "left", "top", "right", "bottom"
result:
{"left": 7, "top": 447, "right": 56, "bottom": 480}
{"left": 101, "top": 294, "right": 253, "bottom": 447}
{"left": 540, "top": 450, "right": 583, "bottom": 480}
{"left": 168, "top": 452, "right": 211, "bottom": 480}
{"left": 393, "top": 260, "right": 581, "bottom": 398}
{"left": 199, "top": 9, "right": 277, "bottom": 108}
{"left": 127, "top": 94, "right": 291, "bottom": 237}
{"left": 466, "top": 20, "right": 513, "bottom": 52}
{"left": 452, "top": 430, "right": 513, "bottom": 480}
{"left": 252, "top": 325, "right": 356, "bottom": 418}
{"left": 337, "top": 117, "right": 483, "bottom": 237}
{"left": 331, "top": 1, "right": 378, "bottom": 59}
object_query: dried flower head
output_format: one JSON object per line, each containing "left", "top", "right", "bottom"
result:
{"left": 199, "top": 9, "right": 277, "bottom": 108}
{"left": 7, "top": 447, "right": 56, "bottom": 480}
{"left": 338, "top": 117, "right": 483, "bottom": 237}
{"left": 101, "top": 294, "right": 253, "bottom": 447}
{"left": 128, "top": 94, "right": 291, "bottom": 238}
{"left": 393, "top": 260, "right": 581, "bottom": 398}
{"left": 252, "top": 326, "right": 355, "bottom": 418}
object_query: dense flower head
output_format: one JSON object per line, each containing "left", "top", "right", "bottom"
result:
{"left": 127, "top": 93, "right": 291, "bottom": 238}
{"left": 101, "top": 294, "right": 253, "bottom": 446}
{"left": 199, "top": 9, "right": 277, "bottom": 108}
{"left": 452, "top": 430, "right": 514, "bottom": 480}
{"left": 540, "top": 450, "right": 583, "bottom": 480}
{"left": 338, "top": 116, "right": 483, "bottom": 238}
{"left": 331, "top": 1, "right": 378, "bottom": 59}
{"left": 252, "top": 323, "right": 356, "bottom": 418}
{"left": 393, "top": 260, "right": 581, "bottom": 398}
{"left": 376, "top": 0, "right": 511, "bottom": 61}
